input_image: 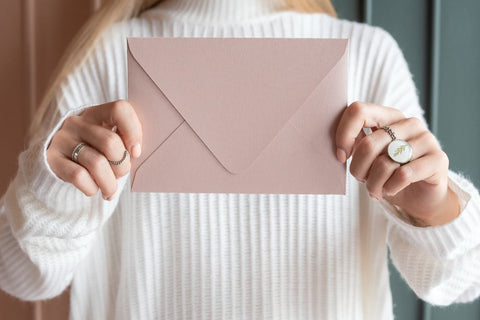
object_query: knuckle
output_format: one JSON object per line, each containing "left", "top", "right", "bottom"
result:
{"left": 396, "top": 166, "right": 412, "bottom": 184}
{"left": 418, "top": 130, "right": 431, "bottom": 140}
{"left": 438, "top": 150, "right": 449, "bottom": 168}
{"left": 90, "top": 153, "right": 109, "bottom": 172}
{"left": 102, "top": 132, "right": 122, "bottom": 156}
{"left": 348, "top": 101, "right": 364, "bottom": 118}
{"left": 52, "top": 128, "right": 67, "bottom": 141}
{"left": 359, "top": 136, "right": 376, "bottom": 155}
{"left": 81, "top": 104, "right": 101, "bottom": 119}
{"left": 421, "top": 131, "right": 439, "bottom": 148}
{"left": 62, "top": 115, "right": 81, "bottom": 129}
{"left": 405, "top": 117, "right": 423, "bottom": 128}
{"left": 375, "top": 155, "right": 392, "bottom": 172}
{"left": 84, "top": 186, "right": 99, "bottom": 197}
{"left": 112, "top": 100, "right": 131, "bottom": 116}
{"left": 69, "top": 167, "right": 89, "bottom": 186}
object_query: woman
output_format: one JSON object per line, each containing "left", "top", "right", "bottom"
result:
{"left": 1, "top": 0, "right": 479, "bottom": 319}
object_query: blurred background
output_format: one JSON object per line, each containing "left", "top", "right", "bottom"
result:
{"left": 0, "top": 0, "right": 479, "bottom": 319}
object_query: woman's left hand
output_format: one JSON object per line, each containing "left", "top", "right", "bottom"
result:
{"left": 335, "top": 101, "right": 461, "bottom": 227}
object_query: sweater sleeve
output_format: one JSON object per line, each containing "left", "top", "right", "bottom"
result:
{"left": 368, "top": 27, "right": 480, "bottom": 305}
{"left": 0, "top": 22, "right": 130, "bottom": 301}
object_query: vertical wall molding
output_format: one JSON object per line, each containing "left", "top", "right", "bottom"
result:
{"left": 23, "top": 0, "right": 41, "bottom": 318}
{"left": 419, "top": 1, "right": 442, "bottom": 319}
{"left": 22, "top": 0, "right": 37, "bottom": 126}
{"left": 428, "top": 0, "right": 441, "bottom": 135}
{"left": 361, "top": 0, "right": 372, "bottom": 24}
{"left": 421, "top": 0, "right": 441, "bottom": 319}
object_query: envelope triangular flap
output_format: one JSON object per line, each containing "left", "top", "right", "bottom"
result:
{"left": 128, "top": 37, "right": 347, "bottom": 174}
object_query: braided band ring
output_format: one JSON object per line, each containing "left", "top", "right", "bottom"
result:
{"left": 108, "top": 150, "right": 129, "bottom": 166}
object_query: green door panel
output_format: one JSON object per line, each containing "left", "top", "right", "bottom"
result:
{"left": 334, "top": 0, "right": 480, "bottom": 319}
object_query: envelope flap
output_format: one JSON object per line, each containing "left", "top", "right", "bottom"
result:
{"left": 127, "top": 37, "right": 347, "bottom": 174}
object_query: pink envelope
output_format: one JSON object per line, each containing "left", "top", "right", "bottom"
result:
{"left": 127, "top": 37, "right": 348, "bottom": 194}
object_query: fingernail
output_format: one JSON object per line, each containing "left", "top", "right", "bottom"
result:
{"left": 336, "top": 148, "right": 347, "bottom": 163}
{"left": 369, "top": 193, "right": 380, "bottom": 201}
{"left": 102, "top": 194, "right": 114, "bottom": 201}
{"left": 131, "top": 143, "right": 141, "bottom": 158}
{"left": 383, "top": 188, "right": 393, "bottom": 197}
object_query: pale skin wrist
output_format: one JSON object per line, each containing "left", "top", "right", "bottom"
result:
{"left": 394, "top": 186, "right": 461, "bottom": 227}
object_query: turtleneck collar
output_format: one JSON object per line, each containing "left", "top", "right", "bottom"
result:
{"left": 149, "top": 0, "right": 284, "bottom": 25}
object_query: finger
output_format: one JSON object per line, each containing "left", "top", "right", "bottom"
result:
{"left": 404, "top": 130, "right": 441, "bottom": 156}
{"left": 358, "top": 136, "right": 438, "bottom": 198}
{"left": 74, "top": 144, "right": 118, "bottom": 200}
{"left": 83, "top": 100, "right": 142, "bottom": 158}
{"left": 52, "top": 125, "right": 130, "bottom": 188}
{"left": 56, "top": 122, "right": 131, "bottom": 179}
{"left": 383, "top": 151, "right": 449, "bottom": 197}
{"left": 336, "top": 101, "right": 405, "bottom": 163}
{"left": 46, "top": 150, "right": 99, "bottom": 197}
{"left": 365, "top": 154, "right": 400, "bottom": 200}
{"left": 349, "top": 117, "right": 426, "bottom": 182}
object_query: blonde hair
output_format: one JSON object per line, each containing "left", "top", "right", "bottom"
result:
{"left": 28, "top": 0, "right": 336, "bottom": 141}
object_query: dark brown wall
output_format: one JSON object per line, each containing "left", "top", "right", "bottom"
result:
{"left": 0, "top": 0, "right": 97, "bottom": 318}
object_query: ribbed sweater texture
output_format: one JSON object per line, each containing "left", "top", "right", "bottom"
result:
{"left": 1, "top": 1, "right": 480, "bottom": 319}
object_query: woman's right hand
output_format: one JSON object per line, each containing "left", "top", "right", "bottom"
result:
{"left": 46, "top": 100, "right": 142, "bottom": 200}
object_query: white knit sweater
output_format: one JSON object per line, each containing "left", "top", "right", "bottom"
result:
{"left": 1, "top": 0, "right": 480, "bottom": 319}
